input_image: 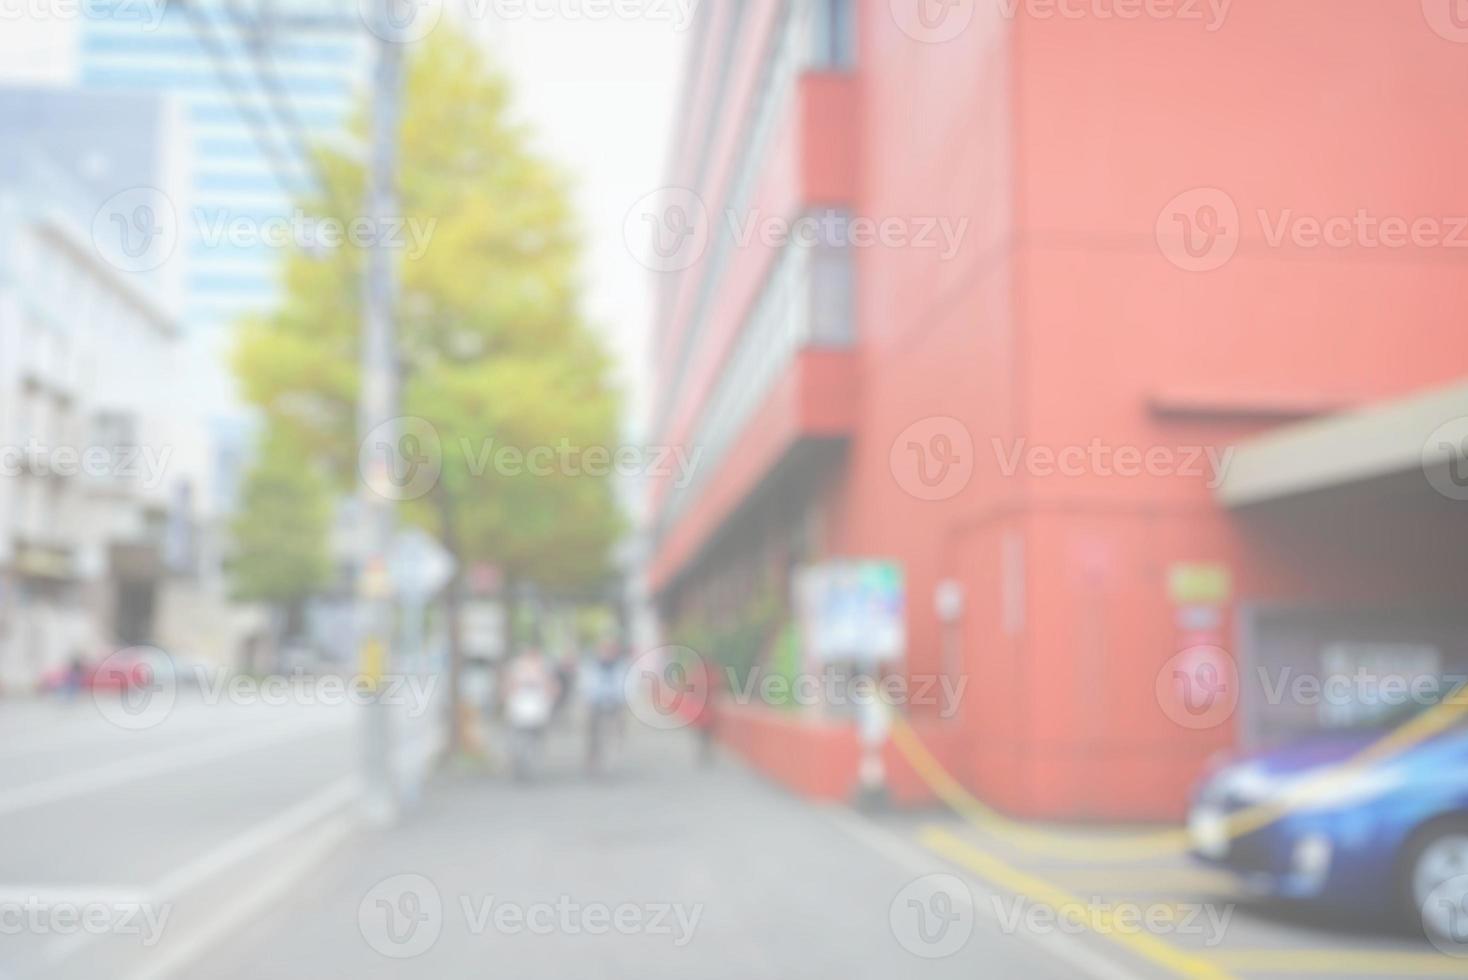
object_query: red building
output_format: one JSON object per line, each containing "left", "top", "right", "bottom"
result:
{"left": 645, "top": 0, "right": 1468, "bottom": 820}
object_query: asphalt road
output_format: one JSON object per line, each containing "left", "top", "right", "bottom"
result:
{"left": 3, "top": 693, "right": 1462, "bottom": 979}
{"left": 0, "top": 687, "right": 438, "bottom": 980}
{"left": 191, "top": 721, "right": 1099, "bottom": 980}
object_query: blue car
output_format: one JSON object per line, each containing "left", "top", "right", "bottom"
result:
{"left": 1189, "top": 699, "right": 1468, "bottom": 940}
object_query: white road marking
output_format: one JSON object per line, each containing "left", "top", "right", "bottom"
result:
{"left": 149, "top": 777, "right": 361, "bottom": 899}
{"left": 23, "top": 720, "right": 441, "bottom": 974}
{"left": 0, "top": 887, "right": 147, "bottom": 906}
{"left": 130, "top": 814, "right": 356, "bottom": 980}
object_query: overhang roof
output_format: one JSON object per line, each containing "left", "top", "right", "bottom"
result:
{"left": 1216, "top": 379, "right": 1468, "bottom": 508}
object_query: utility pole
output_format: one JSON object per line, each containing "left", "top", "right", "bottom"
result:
{"left": 357, "top": 0, "right": 406, "bottom": 826}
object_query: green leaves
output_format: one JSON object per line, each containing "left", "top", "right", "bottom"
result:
{"left": 229, "top": 424, "right": 334, "bottom": 603}
{"left": 232, "top": 24, "right": 624, "bottom": 596}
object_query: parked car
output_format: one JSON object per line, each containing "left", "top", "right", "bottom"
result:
{"left": 1189, "top": 695, "right": 1468, "bottom": 940}
{"left": 37, "top": 647, "right": 197, "bottom": 695}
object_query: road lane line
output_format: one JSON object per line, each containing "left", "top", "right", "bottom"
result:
{"left": 0, "top": 887, "right": 147, "bottom": 905}
{"left": 919, "top": 824, "right": 1237, "bottom": 980}
{"left": 1212, "top": 949, "right": 1466, "bottom": 975}
{"left": 0, "top": 705, "right": 262, "bottom": 763}
{"left": 130, "top": 814, "right": 356, "bottom": 980}
{"left": 823, "top": 808, "right": 1140, "bottom": 980}
{"left": 35, "top": 777, "right": 361, "bottom": 971}
{"left": 33, "top": 722, "right": 435, "bottom": 973}
{"left": 0, "top": 715, "right": 349, "bottom": 818}
{"left": 147, "top": 777, "right": 360, "bottom": 899}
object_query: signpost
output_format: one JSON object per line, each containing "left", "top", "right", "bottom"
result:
{"left": 388, "top": 529, "right": 456, "bottom": 673}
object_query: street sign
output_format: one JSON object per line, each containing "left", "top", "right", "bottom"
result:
{"left": 388, "top": 528, "right": 456, "bottom": 602}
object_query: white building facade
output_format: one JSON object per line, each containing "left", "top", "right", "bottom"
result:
{"left": 0, "top": 160, "right": 190, "bottom": 690}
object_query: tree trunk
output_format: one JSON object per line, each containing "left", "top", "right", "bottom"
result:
{"left": 502, "top": 571, "right": 519, "bottom": 661}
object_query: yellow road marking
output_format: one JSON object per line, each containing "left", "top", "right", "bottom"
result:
{"left": 891, "top": 691, "right": 1468, "bottom": 863}
{"left": 1212, "top": 949, "right": 1466, "bottom": 975}
{"left": 919, "top": 824, "right": 1237, "bottom": 980}
{"left": 891, "top": 721, "right": 1188, "bottom": 860}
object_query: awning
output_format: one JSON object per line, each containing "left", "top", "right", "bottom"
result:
{"left": 1216, "top": 379, "right": 1468, "bottom": 508}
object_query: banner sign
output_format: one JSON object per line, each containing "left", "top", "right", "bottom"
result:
{"left": 795, "top": 561, "right": 906, "bottom": 665}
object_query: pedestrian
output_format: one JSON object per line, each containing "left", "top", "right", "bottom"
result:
{"left": 503, "top": 644, "right": 559, "bottom": 781}
{"left": 687, "top": 653, "right": 721, "bottom": 767}
{"left": 552, "top": 649, "right": 576, "bottom": 723}
{"left": 582, "top": 639, "right": 625, "bottom": 774}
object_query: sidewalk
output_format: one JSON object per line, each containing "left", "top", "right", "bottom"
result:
{"left": 185, "top": 719, "right": 1090, "bottom": 980}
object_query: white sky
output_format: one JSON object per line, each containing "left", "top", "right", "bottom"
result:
{"left": 462, "top": 7, "right": 688, "bottom": 440}
{"left": 0, "top": 7, "right": 686, "bottom": 440}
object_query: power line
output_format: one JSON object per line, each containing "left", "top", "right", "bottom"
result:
{"left": 174, "top": 0, "right": 310, "bottom": 199}
{"left": 225, "top": 0, "right": 358, "bottom": 217}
